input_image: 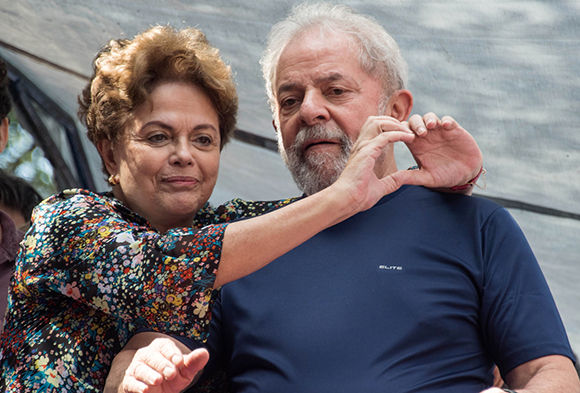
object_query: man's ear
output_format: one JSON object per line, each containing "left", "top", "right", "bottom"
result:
{"left": 0, "top": 117, "right": 9, "bottom": 152}
{"left": 272, "top": 119, "right": 278, "bottom": 133}
{"left": 97, "top": 139, "right": 118, "bottom": 176}
{"left": 383, "top": 89, "right": 413, "bottom": 121}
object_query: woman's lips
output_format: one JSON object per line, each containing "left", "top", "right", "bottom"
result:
{"left": 162, "top": 176, "right": 199, "bottom": 188}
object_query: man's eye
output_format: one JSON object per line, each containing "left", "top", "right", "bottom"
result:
{"left": 329, "top": 88, "right": 344, "bottom": 96}
{"left": 280, "top": 98, "right": 298, "bottom": 108}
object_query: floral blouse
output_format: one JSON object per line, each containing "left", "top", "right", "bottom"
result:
{"left": 0, "top": 189, "right": 292, "bottom": 392}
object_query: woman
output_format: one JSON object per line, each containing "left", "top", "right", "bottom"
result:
{"left": 0, "top": 26, "right": 434, "bottom": 392}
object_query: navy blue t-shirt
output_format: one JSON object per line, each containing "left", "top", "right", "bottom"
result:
{"left": 199, "top": 186, "right": 574, "bottom": 393}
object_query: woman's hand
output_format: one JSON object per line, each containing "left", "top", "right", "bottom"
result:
{"left": 403, "top": 112, "right": 484, "bottom": 194}
{"left": 113, "top": 336, "right": 208, "bottom": 393}
{"left": 331, "top": 116, "right": 417, "bottom": 212}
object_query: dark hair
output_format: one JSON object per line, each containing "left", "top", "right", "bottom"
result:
{"left": 0, "top": 170, "right": 43, "bottom": 221}
{"left": 0, "top": 59, "right": 11, "bottom": 120}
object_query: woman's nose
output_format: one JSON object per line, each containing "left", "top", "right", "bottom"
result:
{"left": 170, "top": 140, "right": 194, "bottom": 166}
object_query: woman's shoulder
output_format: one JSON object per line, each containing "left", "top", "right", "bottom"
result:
{"left": 212, "top": 197, "right": 299, "bottom": 222}
{"left": 37, "top": 188, "right": 113, "bottom": 214}
{"left": 193, "top": 197, "right": 299, "bottom": 226}
{"left": 35, "top": 188, "right": 142, "bottom": 225}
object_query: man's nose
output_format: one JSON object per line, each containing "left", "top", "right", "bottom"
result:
{"left": 299, "top": 90, "right": 330, "bottom": 125}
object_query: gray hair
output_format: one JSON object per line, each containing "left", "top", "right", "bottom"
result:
{"left": 260, "top": 2, "right": 408, "bottom": 116}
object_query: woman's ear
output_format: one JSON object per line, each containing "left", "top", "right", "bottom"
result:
{"left": 383, "top": 89, "right": 413, "bottom": 121}
{"left": 97, "top": 139, "right": 118, "bottom": 176}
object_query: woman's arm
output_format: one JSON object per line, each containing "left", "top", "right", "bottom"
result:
{"left": 104, "top": 332, "right": 205, "bottom": 393}
{"left": 214, "top": 124, "right": 417, "bottom": 287}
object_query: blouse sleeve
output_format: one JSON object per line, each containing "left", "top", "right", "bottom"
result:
{"left": 193, "top": 197, "right": 298, "bottom": 225}
{"left": 14, "top": 189, "right": 225, "bottom": 340}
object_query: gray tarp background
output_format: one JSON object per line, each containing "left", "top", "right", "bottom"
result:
{"left": 1, "top": 0, "right": 579, "bottom": 355}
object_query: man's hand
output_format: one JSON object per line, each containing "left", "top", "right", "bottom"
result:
{"left": 402, "top": 112, "right": 484, "bottom": 194}
{"left": 114, "top": 337, "right": 208, "bottom": 393}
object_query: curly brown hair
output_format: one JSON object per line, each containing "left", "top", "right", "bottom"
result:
{"left": 78, "top": 25, "right": 238, "bottom": 155}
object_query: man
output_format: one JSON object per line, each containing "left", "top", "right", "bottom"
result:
{"left": 108, "top": 3, "right": 579, "bottom": 393}
{"left": 0, "top": 59, "right": 10, "bottom": 153}
{"left": 0, "top": 59, "right": 43, "bottom": 329}
{"left": 0, "top": 171, "right": 42, "bottom": 329}
{"left": 0, "top": 59, "right": 20, "bottom": 329}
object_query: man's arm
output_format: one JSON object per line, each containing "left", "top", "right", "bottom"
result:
{"left": 480, "top": 355, "right": 580, "bottom": 393}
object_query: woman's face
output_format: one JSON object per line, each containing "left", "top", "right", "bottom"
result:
{"left": 101, "top": 81, "right": 221, "bottom": 232}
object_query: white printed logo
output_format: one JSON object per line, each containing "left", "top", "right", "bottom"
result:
{"left": 378, "top": 265, "right": 403, "bottom": 271}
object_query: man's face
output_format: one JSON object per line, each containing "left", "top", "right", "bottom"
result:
{"left": 274, "top": 29, "right": 385, "bottom": 195}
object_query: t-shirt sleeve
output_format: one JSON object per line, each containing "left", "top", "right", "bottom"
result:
{"left": 14, "top": 190, "right": 226, "bottom": 340}
{"left": 479, "top": 207, "right": 574, "bottom": 373}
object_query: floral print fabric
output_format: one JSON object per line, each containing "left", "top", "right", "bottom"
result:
{"left": 0, "top": 188, "right": 292, "bottom": 392}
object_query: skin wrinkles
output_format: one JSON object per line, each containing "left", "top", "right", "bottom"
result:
{"left": 99, "top": 81, "right": 221, "bottom": 232}
{"left": 274, "top": 30, "right": 389, "bottom": 194}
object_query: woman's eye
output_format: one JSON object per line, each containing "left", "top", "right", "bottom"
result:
{"left": 147, "top": 133, "right": 168, "bottom": 143}
{"left": 195, "top": 135, "right": 213, "bottom": 146}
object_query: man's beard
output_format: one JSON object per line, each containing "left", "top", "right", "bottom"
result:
{"left": 279, "top": 124, "right": 353, "bottom": 196}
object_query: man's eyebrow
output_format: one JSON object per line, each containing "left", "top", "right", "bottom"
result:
{"left": 277, "top": 73, "right": 346, "bottom": 96}
{"left": 316, "top": 73, "right": 344, "bottom": 84}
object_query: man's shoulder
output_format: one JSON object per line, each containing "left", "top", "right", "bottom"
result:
{"left": 406, "top": 185, "right": 501, "bottom": 208}
{"left": 383, "top": 186, "right": 505, "bottom": 223}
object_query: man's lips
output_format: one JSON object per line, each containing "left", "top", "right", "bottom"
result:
{"left": 303, "top": 139, "right": 339, "bottom": 153}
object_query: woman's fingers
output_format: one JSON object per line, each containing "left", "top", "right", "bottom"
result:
{"left": 180, "top": 348, "right": 210, "bottom": 381}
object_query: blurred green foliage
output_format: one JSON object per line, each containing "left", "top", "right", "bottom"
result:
{"left": 0, "top": 112, "right": 57, "bottom": 198}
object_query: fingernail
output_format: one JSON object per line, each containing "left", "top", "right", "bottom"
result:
{"left": 418, "top": 126, "right": 426, "bottom": 134}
